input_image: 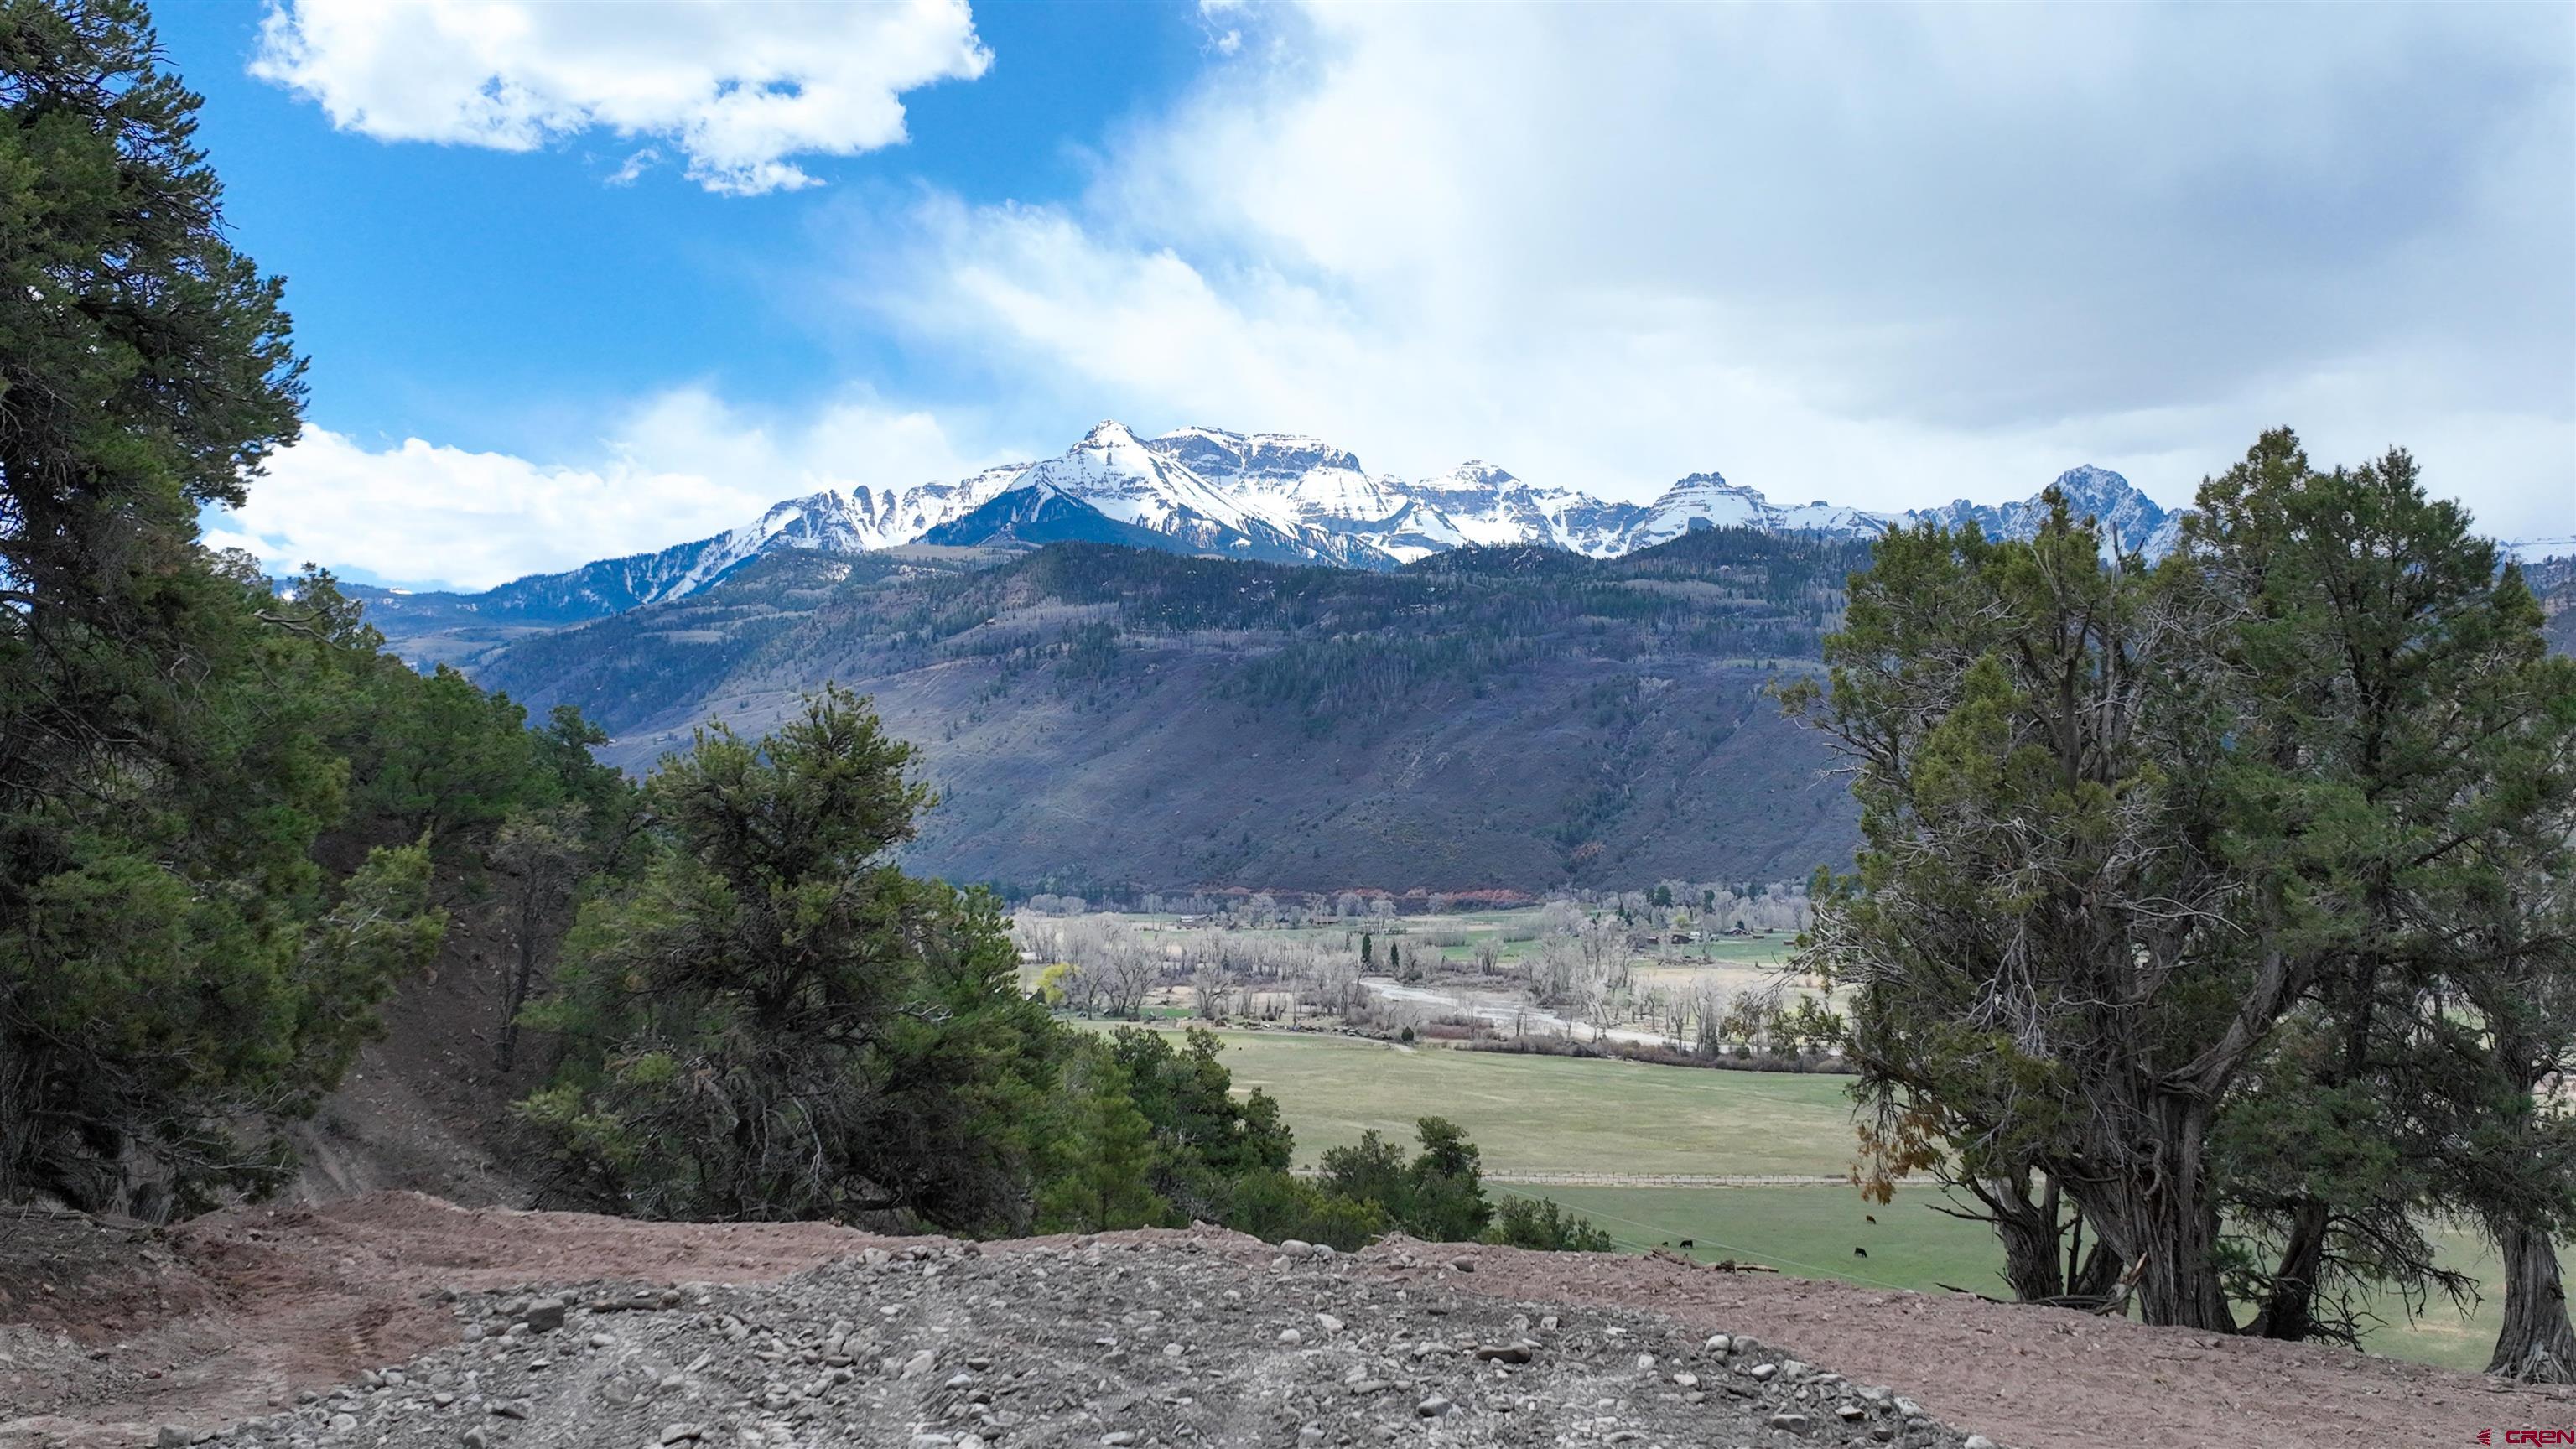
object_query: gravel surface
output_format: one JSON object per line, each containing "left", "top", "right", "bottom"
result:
{"left": 9, "top": 1194, "right": 2571, "bottom": 1449}
{"left": 200, "top": 1238, "right": 1978, "bottom": 1449}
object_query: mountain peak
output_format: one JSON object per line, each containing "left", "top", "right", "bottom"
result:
{"left": 2048, "top": 464, "right": 2137, "bottom": 501}
{"left": 1431, "top": 460, "right": 1520, "bottom": 487}
{"left": 386, "top": 419, "right": 2204, "bottom": 622}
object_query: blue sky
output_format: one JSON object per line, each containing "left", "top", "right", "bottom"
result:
{"left": 180, "top": 2, "right": 2573, "bottom": 591}
{"left": 161, "top": 2, "right": 1210, "bottom": 467}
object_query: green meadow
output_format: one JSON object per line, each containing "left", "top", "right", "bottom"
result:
{"left": 1098, "top": 1023, "right": 2522, "bottom": 1375}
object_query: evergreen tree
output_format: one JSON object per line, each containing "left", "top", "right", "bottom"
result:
{"left": 1793, "top": 431, "right": 2576, "bottom": 1343}
{"left": 520, "top": 687, "right": 1062, "bottom": 1231}
{"left": 0, "top": 1, "right": 451, "bottom": 1213}
{"left": 1318, "top": 1117, "right": 1495, "bottom": 1243}
{"left": 1102, "top": 1026, "right": 1291, "bottom": 1219}
{"left": 1791, "top": 494, "right": 2239, "bottom": 1325}
{"left": 2148, "top": 439, "right": 2574, "bottom": 1359}
{"left": 1403, "top": 1116, "right": 1493, "bottom": 1242}
{"left": 1490, "top": 1195, "right": 1616, "bottom": 1253}
{"left": 1036, "top": 1061, "right": 1168, "bottom": 1233}
{"left": 1213, "top": 1168, "right": 1386, "bottom": 1251}
{"left": 1317, "top": 1128, "right": 1408, "bottom": 1214}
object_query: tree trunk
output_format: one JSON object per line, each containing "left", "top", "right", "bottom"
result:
{"left": 2068, "top": 1240, "right": 2124, "bottom": 1301}
{"left": 2488, "top": 1219, "right": 2576, "bottom": 1384}
{"left": 1981, "top": 1175, "right": 2066, "bottom": 1303}
{"left": 2076, "top": 1098, "right": 2236, "bottom": 1330}
{"left": 2246, "top": 1197, "right": 2331, "bottom": 1341}
{"left": 1968, "top": 1172, "right": 2126, "bottom": 1306}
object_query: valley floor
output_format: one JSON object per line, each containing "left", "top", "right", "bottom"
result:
{"left": 1, "top": 1193, "right": 2565, "bottom": 1449}
{"left": 1108, "top": 1025, "right": 2537, "bottom": 1374}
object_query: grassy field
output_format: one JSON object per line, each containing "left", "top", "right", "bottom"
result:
{"left": 1509, "top": 1183, "right": 2509, "bottom": 1374}
{"left": 1154, "top": 1027, "right": 1860, "bottom": 1175}
{"left": 1095, "top": 1025, "right": 2522, "bottom": 1376}
{"left": 1504, "top": 1183, "right": 2009, "bottom": 1292}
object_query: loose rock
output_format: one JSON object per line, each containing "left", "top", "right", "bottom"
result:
{"left": 205, "top": 1242, "right": 1983, "bottom": 1449}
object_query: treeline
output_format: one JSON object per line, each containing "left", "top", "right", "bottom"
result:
{"left": 1794, "top": 433, "right": 2576, "bottom": 1380}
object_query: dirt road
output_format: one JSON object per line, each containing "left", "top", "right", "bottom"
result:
{"left": 2, "top": 1193, "right": 2567, "bottom": 1448}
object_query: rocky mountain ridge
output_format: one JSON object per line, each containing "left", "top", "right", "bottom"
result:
{"left": 341, "top": 421, "right": 2186, "bottom": 662}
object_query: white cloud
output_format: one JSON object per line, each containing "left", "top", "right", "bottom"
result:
{"left": 241, "top": 2, "right": 2570, "bottom": 589}
{"left": 209, "top": 390, "right": 1000, "bottom": 590}
{"left": 842, "top": 2, "right": 2576, "bottom": 539}
{"left": 251, "top": 0, "right": 990, "bottom": 195}
{"left": 606, "top": 147, "right": 661, "bottom": 187}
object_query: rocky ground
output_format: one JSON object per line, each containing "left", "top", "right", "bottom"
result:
{"left": 205, "top": 1238, "right": 1976, "bottom": 1449}
{"left": 4, "top": 1193, "right": 2569, "bottom": 1449}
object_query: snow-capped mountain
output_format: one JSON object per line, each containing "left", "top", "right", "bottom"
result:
{"left": 1897, "top": 464, "right": 2182, "bottom": 558}
{"left": 351, "top": 421, "right": 2190, "bottom": 637}
{"left": 1007, "top": 421, "right": 1344, "bottom": 564}
{"left": 1387, "top": 461, "right": 1649, "bottom": 558}
{"left": 1146, "top": 426, "right": 1398, "bottom": 526}
{"left": 1618, "top": 471, "right": 1893, "bottom": 553}
{"left": 917, "top": 480, "right": 1176, "bottom": 553}
{"left": 649, "top": 465, "right": 1031, "bottom": 599}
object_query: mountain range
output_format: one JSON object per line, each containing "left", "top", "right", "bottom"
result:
{"left": 345, "top": 419, "right": 2187, "bottom": 664}
{"left": 469, "top": 527, "right": 1881, "bottom": 893}
{"left": 338, "top": 435, "right": 2571, "bottom": 896}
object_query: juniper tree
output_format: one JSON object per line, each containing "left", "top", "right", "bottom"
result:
{"left": 1036, "top": 1060, "right": 1167, "bottom": 1233}
{"left": 2186, "top": 439, "right": 2576, "bottom": 1353}
{"left": 1793, "top": 430, "right": 2576, "bottom": 1338}
{"left": 1790, "top": 496, "right": 2246, "bottom": 1326}
{"left": 519, "top": 687, "right": 1062, "bottom": 1230}
{"left": 0, "top": 0, "right": 451, "bottom": 1212}
{"left": 1101, "top": 1026, "right": 1292, "bottom": 1220}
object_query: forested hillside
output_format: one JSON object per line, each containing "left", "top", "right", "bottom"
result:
{"left": 470, "top": 529, "right": 1876, "bottom": 893}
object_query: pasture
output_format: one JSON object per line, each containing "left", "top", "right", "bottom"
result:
{"left": 1104, "top": 1024, "right": 2527, "bottom": 1377}
{"left": 1518, "top": 1183, "right": 2510, "bottom": 1374}
{"left": 1140, "top": 1026, "right": 1859, "bottom": 1175}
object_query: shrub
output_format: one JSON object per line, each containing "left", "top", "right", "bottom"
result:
{"left": 1488, "top": 1195, "right": 1617, "bottom": 1253}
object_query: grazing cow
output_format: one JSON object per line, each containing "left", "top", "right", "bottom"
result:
{"left": 1853, "top": 1246, "right": 1869, "bottom": 1258}
{"left": 1864, "top": 1214, "right": 1877, "bottom": 1224}
{"left": 1676, "top": 1239, "right": 1695, "bottom": 1248}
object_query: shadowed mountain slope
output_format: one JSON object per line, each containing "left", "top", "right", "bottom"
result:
{"left": 470, "top": 530, "right": 1874, "bottom": 894}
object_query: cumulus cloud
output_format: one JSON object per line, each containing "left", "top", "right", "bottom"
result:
{"left": 845, "top": 2, "right": 2575, "bottom": 538}
{"left": 250, "top": 0, "right": 990, "bottom": 195}
{"left": 206, "top": 390, "right": 1000, "bottom": 590}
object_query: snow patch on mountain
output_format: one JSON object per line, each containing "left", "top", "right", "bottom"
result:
{"left": 382, "top": 421, "right": 2198, "bottom": 626}
{"left": 1896, "top": 465, "right": 2180, "bottom": 558}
